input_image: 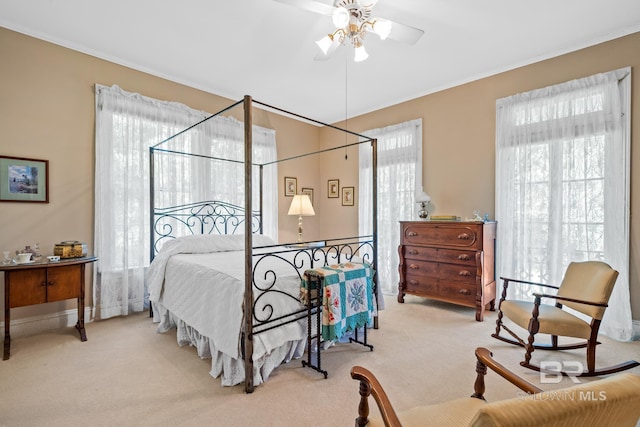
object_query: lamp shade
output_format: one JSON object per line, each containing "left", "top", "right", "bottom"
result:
{"left": 416, "top": 191, "right": 431, "bottom": 203}
{"left": 373, "top": 18, "right": 392, "bottom": 40}
{"left": 332, "top": 6, "right": 350, "bottom": 28}
{"left": 316, "top": 35, "right": 333, "bottom": 55}
{"left": 288, "top": 195, "right": 315, "bottom": 216}
{"left": 354, "top": 44, "right": 368, "bottom": 62}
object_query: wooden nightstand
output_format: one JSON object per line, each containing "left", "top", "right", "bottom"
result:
{"left": 1, "top": 256, "right": 97, "bottom": 360}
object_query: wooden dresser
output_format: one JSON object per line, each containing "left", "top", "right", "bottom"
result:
{"left": 397, "top": 221, "right": 496, "bottom": 321}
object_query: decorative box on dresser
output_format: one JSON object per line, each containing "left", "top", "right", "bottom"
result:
{"left": 397, "top": 221, "right": 496, "bottom": 321}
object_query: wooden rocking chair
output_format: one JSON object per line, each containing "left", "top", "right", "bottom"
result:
{"left": 351, "top": 347, "right": 640, "bottom": 426}
{"left": 492, "top": 260, "right": 639, "bottom": 377}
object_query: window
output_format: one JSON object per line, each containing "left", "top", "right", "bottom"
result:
{"left": 359, "top": 119, "right": 423, "bottom": 297}
{"left": 495, "top": 68, "right": 632, "bottom": 340}
{"left": 94, "top": 85, "right": 277, "bottom": 319}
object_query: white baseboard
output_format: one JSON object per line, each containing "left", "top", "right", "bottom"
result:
{"left": 0, "top": 307, "right": 92, "bottom": 338}
{"left": 634, "top": 320, "right": 640, "bottom": 340}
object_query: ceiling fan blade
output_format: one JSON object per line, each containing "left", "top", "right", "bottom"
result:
{"left": 272, "top": 0, "right": 335, "bottom": 16}
{"left": 384, "top": 18, "right": 425, "bottom": 45}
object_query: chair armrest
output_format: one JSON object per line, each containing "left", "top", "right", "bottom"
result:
{"left": 351, "top": 366, "right": 402, "bottom": 427}
{"left": 532, "top": 292, "right": 608, "bottom": 308}
{"left": 499, "top": 277, "right": 560, "bottom": 290}
{"left": 475, "top": 348, "right": 542, "bottom": 395}
{"left": 496, "top": 277, "right": 560, "bottom": 306}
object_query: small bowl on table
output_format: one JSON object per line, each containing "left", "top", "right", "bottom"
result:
{"left": 16, "top": 253, "right": 32, "bottom": 264}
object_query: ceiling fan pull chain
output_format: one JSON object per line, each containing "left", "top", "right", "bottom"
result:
{"left": 345, "top": 53, "right": 349, "bottom": 160}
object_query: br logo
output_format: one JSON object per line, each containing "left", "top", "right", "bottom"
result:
{"left": 539, "top": 361, "right": 584, "bottom": 384}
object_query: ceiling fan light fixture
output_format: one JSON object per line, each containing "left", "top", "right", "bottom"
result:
{"left": 316, "top": 34, "right": 334, "bottom": 55}
{"left": 332, "top": 6, "right": 350, "bottom": 28}
{"left": 372, "top": 18, "right": 392, "bottom": 40}
{"left": 276, "top": 0, "right": 423, "bottom": 62}
{"left": 354, "top": 44, "right": 368, "bottom": 62}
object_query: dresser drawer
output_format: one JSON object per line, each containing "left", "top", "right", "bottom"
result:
{"left": 437, "top": 262, "right": 477, "bottom": 284}
{"left": 404, "top": 274, "right": 433, "bottom": 294}
{"left": 403, "top": 245, "right": 477, "bottom": 266}
{"left": 437, "top": 280, "right": 477, "bottom": 305}
{"left": 402, "top": 223, "right": 482, "bottom": 249}
{"left": 403, "top": 259, "right": 477, "bottom": 284}
{"left": 404, "top": 259, "right": 438, "bottom": 277}
{"left": 403, "top": 274, "right": 476, "bottom": 306}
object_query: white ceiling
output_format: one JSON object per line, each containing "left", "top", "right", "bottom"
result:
{"left": 1, "top": 0, "right": 639, "bottom": 124}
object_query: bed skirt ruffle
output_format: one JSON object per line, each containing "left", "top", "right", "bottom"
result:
{"left": 153, "top": 302, "right": 306, "bottom": 387}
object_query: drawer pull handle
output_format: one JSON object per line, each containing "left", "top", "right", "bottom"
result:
{"left": 459, "top": 270, "right": 471, "bottom": 277}
{"left": 47, "top": 281, "right": 55, "bottom": 286}
{"left": 408, "top": 280, "right": 418, "bottom": 286}
{"left": 40, "top": 281, "right": 47, "bottom": 287}
{"left": 459, "top": 289, "right": 471, "bottom": 295}
{"left": 457, "top": 233, "right": 470, "bottom": 240}
{"left": 408, "top": 232, "right": 418, "bottom": 237}
{"left": 409, "top": 264, "right": 419, "bottom": 270}
{"left": 408, "top": 249, "right": 419, "bottom": 255}
{"left": 458, "top": 254, "right": 470, "bottom": 261}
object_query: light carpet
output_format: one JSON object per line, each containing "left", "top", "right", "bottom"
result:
{"left": 1, "top": 295, "right": 639, "bottom": 427}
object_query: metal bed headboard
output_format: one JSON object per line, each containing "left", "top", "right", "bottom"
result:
{"left": 151, "top": 200, "right": 262, "bottom": 258}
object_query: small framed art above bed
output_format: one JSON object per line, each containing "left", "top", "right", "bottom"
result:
{"left": 147, "top": 96, "right": 378, "bottom": 393}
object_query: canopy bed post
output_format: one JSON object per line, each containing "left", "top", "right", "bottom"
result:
{"left": 243, "top": 95, "right": 255, "bottom": 393}
{"left": 149, "top": 147, "right": 156, "bottom": 262}
{"left": 371, "top": 138, "right": 379, "bottom": 329}
{"left": 259, "top": 164, "right": 264, "bottom": 234}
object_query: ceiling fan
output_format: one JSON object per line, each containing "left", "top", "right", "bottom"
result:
{"left": 274, "top": 0, "right": 425, "bottom": 62}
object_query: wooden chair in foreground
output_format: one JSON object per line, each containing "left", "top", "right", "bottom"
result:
{"left": 351, "top": 347, "right": 640, "bottom": 427}
{"left": 492, "top": 260, "right": 639, "bottom": 377}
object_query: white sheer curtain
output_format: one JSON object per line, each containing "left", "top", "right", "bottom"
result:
{"left": 495, "top": 68, "right": 632, "bottom": 341}
{"left": 359, "top": 119, "right": 423, "bottom": 298}
{"left": 94, "top": 84, "right": 277, "bottom": 319}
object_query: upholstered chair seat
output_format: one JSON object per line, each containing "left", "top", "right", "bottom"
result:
{"left": 499, "top": 300, "right": 592, "bottom": 339}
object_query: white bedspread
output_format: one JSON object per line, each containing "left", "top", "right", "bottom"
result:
{"left": 148, "top": 234, "right": 325, "bottom": 386}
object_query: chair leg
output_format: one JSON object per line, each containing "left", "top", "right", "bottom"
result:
{"left": 585, "top": 323, "right": 600, "bottom": 374}
{"left": 492, "top": 279, "right": 509, "bottom": 337}
{"left": 522, "top": 331, "right": 537, "bottom": 368}
{"left": 493, "top": 308, "right": 505, "bottom": 337}
{"left": 521, "top": 297, "right": 541, "bottom": 368}
{"left": 586, "top": 340, "right": 597, "bottom": 374}
{"left": 551, "top": 335, "right": 558, "bottom": 349}
{"left": 356, "top": 380, "right": 371, "bottom": 427}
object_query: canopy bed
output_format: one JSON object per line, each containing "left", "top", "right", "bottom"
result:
{"left": 147, "top": 96, "right": 378, "bottom": 393}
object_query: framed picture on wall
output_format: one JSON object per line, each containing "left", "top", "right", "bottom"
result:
{"left": 0, "top": 155, "right": 49, "bottom": 203}
{"left": 284, "top": 177, "right": 297, "bottom": 197}
{"left": 342, "top": 186, "right": 354, "bottom": 206}
{"left": 328, "top": 179, "right": 339, "bottom": 198}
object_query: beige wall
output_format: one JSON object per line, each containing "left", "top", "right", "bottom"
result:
{"left": 0, "top": 28, "right": 321, "bottom": 323}
{"left": 320, "top": 31, "right": 640, "bottom": 320}
{"left": 1, "top": 26, "right": 639, "bottom": 327}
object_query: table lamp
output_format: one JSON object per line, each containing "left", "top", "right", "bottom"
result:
{"left": 288, "top": 194, "right": 315, "bottom": 242}
{"left": 416, "top": 191, "right": 431, "bottom": 219}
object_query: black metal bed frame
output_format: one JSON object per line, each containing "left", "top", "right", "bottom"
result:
{"left": 149, "top": 96, "right": 378, "bottom": 393}
{"left": 151, "top": 200, "right": 263, "bottom": 255}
